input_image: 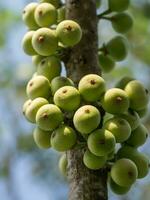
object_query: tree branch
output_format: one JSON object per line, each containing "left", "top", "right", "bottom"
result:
{"left": 64, "top": 0, "right": 108, "bottom": 199}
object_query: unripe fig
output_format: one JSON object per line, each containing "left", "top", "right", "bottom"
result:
{"left": 51, "top": 125, "right": 77, "bottom": 151}
{"left": 25, "top": 97, "right": 49, "bottom": 123}
{"left": 22, "top": 3, "right": 39, "bottom": 30}
{"left": 54, "top": 86, "right": 80, "bottom": 111}
{"left": 101, "top": 88, "right": 129, "bottom": 114}
{"left": 109, "top": 177, "right": 131, "bottom": 195}
{"left": 57, "top": 6, "right": 66, "bottom": 23}
{"left": 98, "top": 53, "right": 115, "bottom": 73}
{"left": 126, "top": 124, "right": 148, "bottom": 147}
{"left": 104, "top": 117, "right": 131, "bottom": 143}
{"left": 88, "top": 129, "right": 116, "bottom": 156}
{"left": 36, "top": 104, "right": 63, "bottom": 131}
{"left": 136, "top": 107, "right": 148, "bottom": 118}
{"left": 106, "top": 36, "right": 128, "bottom": 61}
{"left": 37, "top": 56, "right": 61, "bottom": 82}
{"left": 51, "top": 76, "right": 74, "bottom": 95}
{"left": 34, "top": 3, "right": 57, "bottom": 27}
{"left": 33, "top": 127, "right": 52, "bottom": 149}
{"left": 73, "top": 105, "right": 101, "bottom": 134}
{"left": 22, "top": 31, "right": 37, "bottom": 56}
{"left": 119, "top": 110, "right": 140, "bottom": 131}
{"left": 22, "top": 99, "right": 32, "bottom": 116}
{"left": 40, "top": 0, "right": 61, "bottom": 8}
{"left": 115, "top": 76, "right": 135, "bottom": 89}
{"left": 111, "top": 158, "right": 138, "bottom": 187}
{"left": 32, "top": 55, "right": 45, "bottom": 67}
{"left": 111, "top": 13, "right": 133, "bottom": 34}
{"left": 78, "top": 74, "right": 106, "bottom": 102}
{"left": 83, "top": 149, "right": 107, "bottom": 170}
{"left": 124, "top": 80, "right": 149, "bottom": 111}
{"left": 133, "top": 152, "right": 149, "bottom": 179}
{"left": 59, "top": 154, "right": 68, "bottom": 176}
{"left": 32, "top": 28, "right": 58, "bottom": 56}
{"left": 56, "top": 20, "right": 82, "bottom": 46}
{"left": 26, "top": 75, "right": 51, "bottom": 100}
{"left": 108, "top": 0, "right": 130, "bottom": 12}
{"left": 117, "top": 146, "right": 136, "bottom": 160}
{"left": 117, "top": 146, "right": 149, "bottom": 179}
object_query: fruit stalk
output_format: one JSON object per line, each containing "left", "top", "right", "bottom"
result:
{"left": 64, "top": 0, "right": 108, "bottom": 199}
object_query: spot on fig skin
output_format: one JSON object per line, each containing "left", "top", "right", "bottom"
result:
{"left": 90, "top": 79, "right": 96, "bottom": 85}
{"left": 38, "top": 36, "right": 44, "bottom": 43}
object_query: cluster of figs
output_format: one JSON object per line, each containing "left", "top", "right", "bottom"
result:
{"left": 22, "top": 0, "right": 149, "bottom": 196}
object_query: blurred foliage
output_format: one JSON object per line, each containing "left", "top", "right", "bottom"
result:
{"left": 0, "top": 9, "right": 20, "bottom": 47}
{"left": 129, "top": 4, "right": 150, "bottom": 65}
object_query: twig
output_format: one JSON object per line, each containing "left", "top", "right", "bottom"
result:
{"left": 97, "top": 9, "right": 111, "bottom": 19}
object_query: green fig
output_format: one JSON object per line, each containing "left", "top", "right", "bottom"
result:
{"left": 32, "top": 55, "right": 45, "bottom": 67}
{"left": 111, "top": 13, "right": 133, "bottom": 34}
{"left": 57, "top": 6, "right": 66, "bottom": 23}
{"left": 34, "top": 3, "right": 57, "bottom": 27}
{"left": 111, "top": 158, "right": 138, "bottom": 187}
{"left": 83, "top": 149, "right": 107, "bottom": 170}
{"left": 108, "top": 0, "right": 130, "bottom": 12}
{"left": 136, "top": 107, "right": 148, "bottom": 118}
{"left": 51, "top": 125, "right": 77, "bottom": 151}
{"left": 126, "top": 124, "right": 148, "bottom": 147}
{"left": 59, "top": 154, "right": 68, "bottom": 176}
{"left": 51, "top": 76, "right": 74, "bottom": 95}
{"left": 37, "top": 56, "right": 61, "bottom": 82}
{"left": 117, "top": 146, "right": 149, "bottom": 179}
{"left": 25, "top": 97, "right": 49, "bottom": 123}
{"left": 22, "top": 31, "right": 37, "bottom": 56}
{"left": 36, "top": 104, "right": 63, "bottom": 131}
{"left": 40, "top": 0, "right": 61, "bottom": 8}
{"left": 101, "top": 88, "right": 129, "bottom": 114}
{"left": 115, "top": 76, "right": 135, "bottom": 89}
{"left": 56, "top": 20, "right": 82, "bottom": 47}
{"left": 106, "top": 36, "right": 128, "bottom": 61}
{"left": 26, "top": 75, "right": 51, "bottom": 100}
{"left": 54, "top": 86, "right": 80, "bottom": 111}
{"left": 119, "top": 110, "right": 140, "bottom": 131}
{"left": 104, "top": 116, "right": 131, "bottom": 143}
{"left": 78, "top": 74, "right": 106, "bottom": 102}
{"left": 32, "top": 28, "right": 58, "bottom": 56}
{"left": 22, "top": 3, "right": 39, "bottom": 30}
{"left": 125, "top": 80, "right": 149, "bottom": 111}
{"left": 22, "top": 99, "right": 32, "bottom": 116}
{"left": 109, "top": 177, "right": 131, "bottom": 195}
{"left": 98, "top": 53, "right": 115, "bottom": 73}
{"left": 87, "top": 129, "right": 116, "bottom": 156}
{"left": 33, "top": 126, "right": 52, "bottom": 149}
{"left": 73, "top": 105, "right": 101, "bottom": 134}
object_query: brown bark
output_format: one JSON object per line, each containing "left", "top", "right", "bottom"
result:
{"left": 63, "top": 1, "right": 108, "bottom": 200}
{"left": 64, "top": 0, "right": 101, "bottom": 84}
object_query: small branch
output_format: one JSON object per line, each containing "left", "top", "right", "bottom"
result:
{"left": 100, "top": 16, "right": 112, "bottom": 21}
{"left": 98, "top": 44, "right": 109, "bottom": 56}
{"left": 56, "top": 47, "right": 71, "bottom": 64}
{"left": 97, "top": 9, "right": 111, "bottom": 19}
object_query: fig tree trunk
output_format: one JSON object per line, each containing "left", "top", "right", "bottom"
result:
{"left": 64, "top": 1, "right": 108, "bottom": 199}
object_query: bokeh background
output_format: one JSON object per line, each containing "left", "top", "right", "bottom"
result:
{"left": 0, "top": 0, "right": 150, "bottom": 199}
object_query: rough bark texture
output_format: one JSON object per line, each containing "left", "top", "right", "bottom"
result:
{"left": 64, "top": 1, "right": 108, "bottom": 200}
{"left": 64, "top": 0, "right": 101, "bottom": 84}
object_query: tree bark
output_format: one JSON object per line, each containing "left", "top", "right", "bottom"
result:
{"left": 64, "top": 0, "right": 108, "bottom": 200}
